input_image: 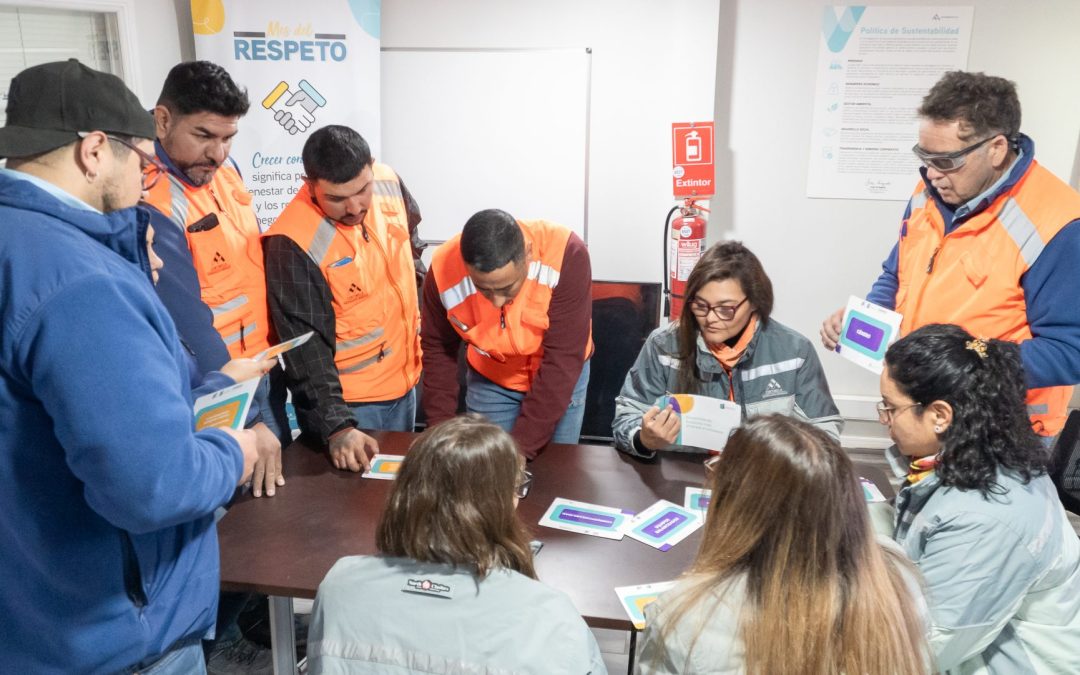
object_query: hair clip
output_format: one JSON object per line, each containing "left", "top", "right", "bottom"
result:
{"left": 965, "top": 338, "right": 988, "bottom": 360}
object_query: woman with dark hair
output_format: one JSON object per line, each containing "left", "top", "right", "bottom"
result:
{"left": 614, "top": 241, "right": 842, "bottom": 456}
{"left": 881, "top": 324, "right": 1080, "bottom": 673}
{"left": 307, "top": 415, "right": 605, "bottom": 673}
{"left": 638, "top": 415, "right": 929, "bottom": 674}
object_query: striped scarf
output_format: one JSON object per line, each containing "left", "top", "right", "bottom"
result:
{"left": 906, "top": 454, "right": 939, "bottom": 486}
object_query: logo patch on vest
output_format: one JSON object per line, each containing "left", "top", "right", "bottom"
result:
{"left": 210, "top": 251, "right": 230, "bottom": 274}
{"left": 763, "top": 378, "right": 787, "bottom": 399}
{"left": 403, "top": 578, "right": 454, "bottom": 598}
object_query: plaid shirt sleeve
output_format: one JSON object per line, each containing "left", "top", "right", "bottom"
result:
{"left": 263, "top": 234, "right": 357, "bottom": 443}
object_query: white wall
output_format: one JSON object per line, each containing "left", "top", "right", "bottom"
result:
{"left": 723, "top": 0, "right": 1080, "bottom": 442}
{"left": 128, "top": 0, "right": 191, "bottom": 105}
{"left": 382, "top": 0, "right": 720, "bottom": 282}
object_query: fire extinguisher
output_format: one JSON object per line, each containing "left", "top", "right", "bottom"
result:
{"left": 663, "top": 199, "right": 707, "bottom": 321}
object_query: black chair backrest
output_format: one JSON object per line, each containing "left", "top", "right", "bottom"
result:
{"left": 1050, "top": 409, "right": 1080, "bottom": 514}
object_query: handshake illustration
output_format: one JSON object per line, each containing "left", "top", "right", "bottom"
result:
{"left": 262, "top": 80, "right": 327, "bottom": 135}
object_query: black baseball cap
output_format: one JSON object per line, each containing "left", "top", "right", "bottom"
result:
{"left": 0, "top": 59, "right": 155, "bottom": 159}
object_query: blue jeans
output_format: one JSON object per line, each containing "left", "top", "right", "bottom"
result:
{"left": 465, "top": 360, "right": 590, "bottom": 444}
{"left": 349, "top": 385, "right": 417, "bottom": 432}
{"left": 254, "top": 367, "right": 292, "bottom": 447}
{"left": 132, "top": 638, "right": 205, "bottom": 674}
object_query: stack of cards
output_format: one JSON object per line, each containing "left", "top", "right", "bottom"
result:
{"left": 193, "top": 378, "right": 261, "bottom": 431}
{"left": 538, "top": 497, "right": 704, "bottom": 552}
{"left": 684, "top": 487, "right": 711, "bottom": 512}
{"left": 860, "top": 477, "right": 887, "bottom": 502}
{"left": 361, "top": 454, "right": 405, "bottom": 480}
{"left": 614, "top": 581, "right": 676, "bottom": 630}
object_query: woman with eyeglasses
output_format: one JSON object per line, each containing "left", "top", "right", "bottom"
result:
{"left": 637, "top": 415, "right": 930, "bottom": 674}
{"left": 881, "top": 323, "right": 1080, "bottom": 673}
{"left": 613, "top": 241, "right": 842, "bottom": 457}
{"left": 307, "top": 415, "right": 606, "bottom": 674}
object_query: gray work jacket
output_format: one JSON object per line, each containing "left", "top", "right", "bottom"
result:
{"left": 613, "top": 318, "right": 843, "bottom": 456}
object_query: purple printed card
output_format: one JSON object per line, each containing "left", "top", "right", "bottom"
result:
{"left": 539, "top": 498, "right": 633, "bottom": 540}
{"left": 626, "top": 499, "right": 703, "bottom": 551}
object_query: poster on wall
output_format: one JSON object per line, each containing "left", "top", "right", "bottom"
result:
{"left": 190, "top": 0, "right": 381, "bottom": 229}
{"left": 806, "top": 6, "right": 973, "bottom": 201}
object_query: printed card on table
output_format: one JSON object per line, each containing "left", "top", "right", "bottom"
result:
{"left": 615, "top": 581, "right": 677, "bottom": 630}
{"left": 539, "top": 498, "right": 633, "bottom": 540}
{"left": 362, "top": 454, "right": 405, "bottom": 480}
{"left": 655, "top": 393, "right": 741, "bottom": 451}
{"left": 684, "top": 487, "right": 712, "bottom": 513}
{"left": 193, "top": 377, "right": 261, "bottom": 431}
{"left": 860, "top": 477, "right": 887, "bottom": 503}
{"left": 837, "top": 296, "right": 902, "bottom": 374}
{"left": 254, "top": 330, "right": 314, "bottom": 361}
{"left": 626, "top": 500, "right": 703, "bottom": 551}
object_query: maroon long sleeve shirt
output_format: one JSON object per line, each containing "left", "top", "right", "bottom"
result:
{"left": 420, "top": 234, "right": 592, "bottom": 458}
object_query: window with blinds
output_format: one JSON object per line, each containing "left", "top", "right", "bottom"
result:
{"left": 0, "top": 5, "right": 124, "bottom": 127}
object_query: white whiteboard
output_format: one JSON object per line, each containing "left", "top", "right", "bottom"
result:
{"left": 380, "top": 48, "right": 590, "bottom": 243}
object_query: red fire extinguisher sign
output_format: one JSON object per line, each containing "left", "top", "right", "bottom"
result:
{"left": 671, "top": 122, "right": 715, "bottom": 198}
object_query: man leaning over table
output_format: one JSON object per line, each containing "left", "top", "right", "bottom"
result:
{"left": 421, "top": 208, "right": 593, "bottom": 459}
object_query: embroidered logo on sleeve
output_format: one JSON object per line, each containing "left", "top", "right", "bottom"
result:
{"left": 402, "top": 578, "right": 454, "bottom": 599}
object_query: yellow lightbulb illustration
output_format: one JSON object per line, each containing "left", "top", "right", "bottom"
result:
{"left": 191, "top": 0, "right": 225, "bottom": 35}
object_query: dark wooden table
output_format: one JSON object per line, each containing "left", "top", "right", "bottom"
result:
{"left": 218, "top": 432, "right": 894, "bottom": 674}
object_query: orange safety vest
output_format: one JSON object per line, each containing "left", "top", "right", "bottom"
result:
{"left": 432, "top": 219, "right": 593, "bottom": 392}
{"left": 896, "top": 162, "right": 1080, "bottom": 435}
{"left": 144, "top": 162, "right": 271, "bottom": 358}
{"left": 263, "top": 164, "right": 421, "bottom": 402}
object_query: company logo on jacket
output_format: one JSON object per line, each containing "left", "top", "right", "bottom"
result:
{"left": 763, "top": 378, "right": 787, "bottom": 399}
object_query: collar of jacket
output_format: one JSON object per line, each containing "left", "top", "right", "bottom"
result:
{"left": 0, "top": 170, "right": 152, "bottom": 278}
{"left": 919, "top": 132, "right": 1036, "bottom": 227}
{"left": 693, "top": 316, "right": 766, "bottom": 375}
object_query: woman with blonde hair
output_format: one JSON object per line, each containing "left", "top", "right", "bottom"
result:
{"left": 638, "top": 415, "right": 928, "bottom": 674}
{"left": 308, "top": 415, "right": 606, "bottom": 673}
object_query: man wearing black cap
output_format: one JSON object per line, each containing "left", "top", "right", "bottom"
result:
{"left": 0, "top": 59, "right": 258, "bottom": 673}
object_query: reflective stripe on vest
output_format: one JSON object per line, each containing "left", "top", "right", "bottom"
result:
{"left": 144, "top": 162, "right": 272, "bottom": 358}
{"left": 341, "top": 346, "right": 392, "bottom": 374}
{"left": 440, "top": 276, "right": 476, "bottom": 311}
{"left": 896, "top": 162, "right": 1080, "bottom": 435}
{"left": 431, "top": 220, "right": 592, "bottom": 392}
{"left": 263, "top": 163, "right": 422, "bottom": 402}
{"left": 998, "top": 197, "right": 1045, "bottom": 267}
{"left": 222, "top": 321, "right": 257, "bottom": 346}
{"left": 337, "top": 327, "right": 385, "bottom": 352}
{"left": 168, "top": 177, "right": 189, "bottom": 230}
{"left": 212, "top": 294, "right": 249, "bottom": 316}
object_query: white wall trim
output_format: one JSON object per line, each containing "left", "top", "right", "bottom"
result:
{"left": 835, "top": 393, "right": 880, "bottom": 422}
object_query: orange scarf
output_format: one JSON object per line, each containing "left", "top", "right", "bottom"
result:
{"left": 707, "top": 315, "right": 757, "bottom": 372}
{"left": 906, "top": 454, "right": 939, "bottom": 485}
{"left": 707, "top": 315, "right": 757, "bottom": 401}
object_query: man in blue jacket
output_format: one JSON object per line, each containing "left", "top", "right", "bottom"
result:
{"left": 0, "top": 60, "right": 258, "bottom": 673}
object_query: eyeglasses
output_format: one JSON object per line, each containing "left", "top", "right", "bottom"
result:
{"left": 703, "top": 454, "right": 721, "bottom": 476}
{"left": 876, "top": 400, "right": 923, "bottom": 425}
{"left": 689, "top": 296, "right": 749, "bottom": 321}
{"left": 911, "top": 134, "right": 1000, "bottom": 173}
{"left": 515, "top": 470, "right": 533, "bottom": 499}
{"left": 78, "top": 131, "right": 168, "bottom": 191}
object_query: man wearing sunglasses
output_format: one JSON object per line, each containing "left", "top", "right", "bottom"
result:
{"left": 0, "top": 59, "right": 259, "bottom": 674}
{"left": 821, "top": 71, "right": 1080, "bottom": 439}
